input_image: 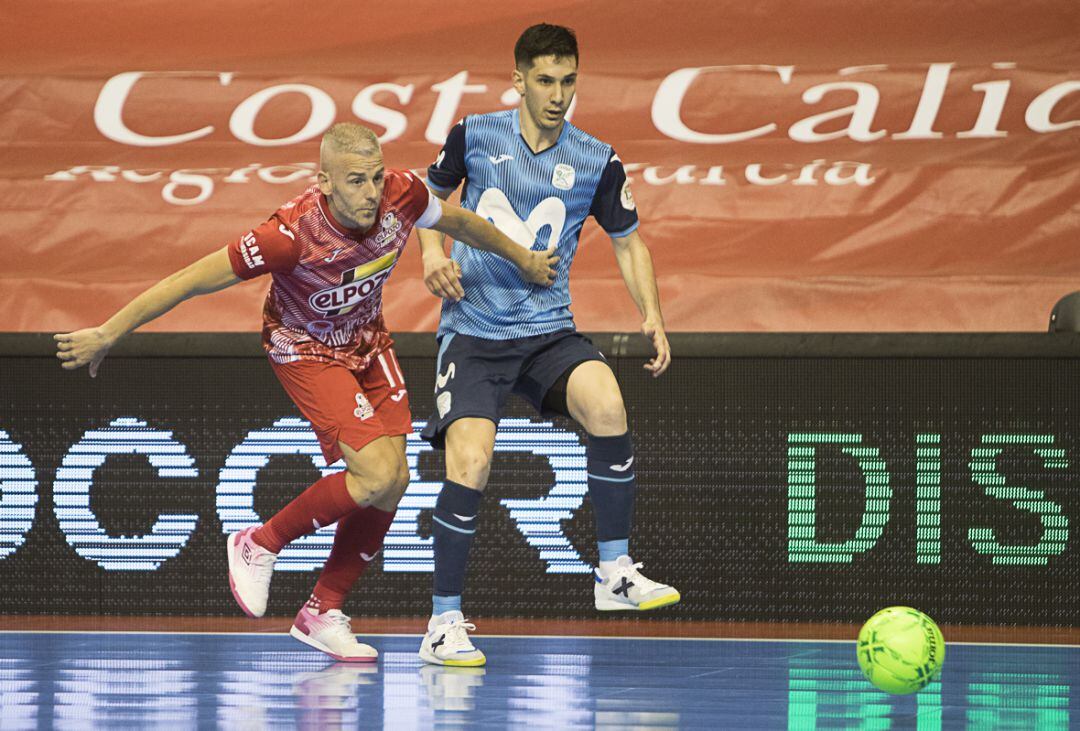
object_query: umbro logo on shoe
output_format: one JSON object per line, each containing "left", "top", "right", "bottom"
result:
{"left": 241, "top": 543, "right": 253, "bottom": 564}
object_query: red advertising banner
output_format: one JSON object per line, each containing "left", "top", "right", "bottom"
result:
{"left": 4, "top": 1, "right": 1079, "bottom": 332}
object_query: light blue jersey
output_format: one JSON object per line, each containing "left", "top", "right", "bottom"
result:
{"left": 426, "top": 110, "right": 638, "bottom": 339}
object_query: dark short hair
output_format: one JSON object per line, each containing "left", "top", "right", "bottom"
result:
{"left": 514, "top": 24, "right": 578, "bottom": 69}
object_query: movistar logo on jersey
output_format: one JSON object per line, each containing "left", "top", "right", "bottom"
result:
{"left": 309, "top": 251, "right": 398, "bottom": 316}
{"left": 474, "top": 188, "right": 566, "bottom": 250}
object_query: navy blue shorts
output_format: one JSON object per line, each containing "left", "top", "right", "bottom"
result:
{"left": 420, "top": 329, "right": 605, "bottom": 448}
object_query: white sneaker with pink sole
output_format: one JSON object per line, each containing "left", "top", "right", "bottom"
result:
{"left": 291, "top": 606, "right": 378, "bottom": 663}
{"left": 226, "top": 526, "right": 277, "bottom": 618}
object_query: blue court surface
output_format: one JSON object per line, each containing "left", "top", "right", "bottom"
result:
{"left": 2, "top": 632, "right": 1078, "bottom": 729}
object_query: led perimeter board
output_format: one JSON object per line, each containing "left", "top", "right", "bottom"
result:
{"left": 1, "top": 333, "right": 1077, "bottom": 623}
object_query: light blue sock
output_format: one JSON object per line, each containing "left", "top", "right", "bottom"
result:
{"left": 598, "top": 539, "right": 629, "bottom": 563}
{"left": 432, "top": 594, "right": 462, "bottom": 617}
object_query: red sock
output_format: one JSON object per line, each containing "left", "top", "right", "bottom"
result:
{"left": 310, "top": 505, "right": 397, "bottom": 611}
{"left": 252, "top": 471, "right": 357, "bottom": 554}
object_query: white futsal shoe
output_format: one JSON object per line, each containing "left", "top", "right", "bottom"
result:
{"left": 227, "top": 526, "right": 277, "bottom": 618}
{"left": 290, "top": 606, "right": 379, "bottom": 663}
{"left": 594, "top": 556, "right": 681, "bottom": 611}
{"left": 418, "top": 611, "right": 486, "bottom": 667}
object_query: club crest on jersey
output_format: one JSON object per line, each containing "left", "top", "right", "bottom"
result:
{"left": 552, "top": 163, "right": 575, "bottom": 191}
{"left": 374, "top": 211, "right": 402, "bottom": 247}
{"left": 620, "top": 179, "right": 636, "bottom": 211}
{"left": 353, "top": 392, "right": 374, "bottom": 420}
{"left": 309, "top": 250, "right": 399, "bottom": 316}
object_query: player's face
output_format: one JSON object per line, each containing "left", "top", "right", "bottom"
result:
{"left": 514, "top": 55, "right": 578, "bottom": 131}
{"left": 318, "top": 150, "right": 386, "bottom": 231}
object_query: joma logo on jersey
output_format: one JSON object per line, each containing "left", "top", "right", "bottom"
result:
{"left": 309, "top": 250, "right": 398, "bottom": 316}
{"left": 239, "top": 232, "right": 264, "bottom": 268}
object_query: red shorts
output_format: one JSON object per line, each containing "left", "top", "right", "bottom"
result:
{"left": 271, "top": 348, "right": 412, "bottom": 464}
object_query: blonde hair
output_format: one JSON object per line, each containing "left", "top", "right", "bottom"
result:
{"left": 320, "top": 123, "right": 381, "bottom": 164}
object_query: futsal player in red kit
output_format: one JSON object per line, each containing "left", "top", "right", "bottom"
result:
{"left": 54, "top": 123, "right": 558, "bottom": 662}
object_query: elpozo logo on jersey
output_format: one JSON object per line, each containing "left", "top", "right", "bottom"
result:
{"left": 309, "top": 250, "right": 399, "bottom": 316}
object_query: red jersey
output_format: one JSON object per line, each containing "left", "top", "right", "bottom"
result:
{"left": 227, "top": 170, "right": 441, "bottom": 370}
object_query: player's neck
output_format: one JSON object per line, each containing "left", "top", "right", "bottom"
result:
{"left": 517, "top": 105, "right": 563, "bottom": 154}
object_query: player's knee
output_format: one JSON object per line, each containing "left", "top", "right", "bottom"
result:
{"left": 449, "top": 463, "right": 491, "bottom": 491}
{"left": 372, "top": 455, "right": 409, "bottom": 495}
{"left": 344, "top": 453, "right": 408, "bottom": 506}
{"left": 371, "top": 462, "right": 409, "bottom": 511}
{"left": 447, "top": 444, "right": 493, "bottom": 491}
{"left": 389, "top": 459, "right": 410, "bottom": 495}
{"left": 581, "top": 397, "right": 627, "bottom": 436}
{"left": 343, "top": 466, "right": 372, "bottom": 505}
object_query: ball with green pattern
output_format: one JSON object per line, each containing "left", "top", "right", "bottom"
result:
{"left": 857, "top": 607, "right": 945, "bottom": 694}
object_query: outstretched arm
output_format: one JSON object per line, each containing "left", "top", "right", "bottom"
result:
{"left": 611, "top": 229, "right": 671, "bottom": 377}
{"left": 416, "top": 188, "right": 464, "bottom": 301}
{"left": 54, "top": 247, "right": 241, "bottom": 376}
{"left": 427, "top": 201, "right": 558, "bottom": 288}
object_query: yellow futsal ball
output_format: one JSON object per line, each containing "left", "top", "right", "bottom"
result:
{"left": 857, "top": 607, "right": 945, "bottom": 695}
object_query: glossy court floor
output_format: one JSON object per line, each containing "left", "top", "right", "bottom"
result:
{"left": 2, "top": 628, "right": 1079, "bottom": 729}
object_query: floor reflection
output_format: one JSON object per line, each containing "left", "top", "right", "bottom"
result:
{"left": 1, "top": 632, "right": 1075, "bottom": 729}
{"left": 418, "top": 665, "right": 486, "bottom": 712}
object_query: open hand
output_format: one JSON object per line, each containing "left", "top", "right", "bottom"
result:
{"left": 521, "top": 245, "right": 559, "bottom": 287}
{"left": 54, "top": 327, "right": 114, "bottom": 377}
{"left": 641, "top": 319, "right": 670, "bottom": 377}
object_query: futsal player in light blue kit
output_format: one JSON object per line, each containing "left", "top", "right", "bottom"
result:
{"left": 416, "top": 23, "right": 678, "bottom": 666}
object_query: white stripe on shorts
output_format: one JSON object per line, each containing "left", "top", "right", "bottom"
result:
{"left": 378, "top": 353, "right": 396, "bottom": 388}
{"left": 389, "top": 349, "right": 405, "bottom": 384}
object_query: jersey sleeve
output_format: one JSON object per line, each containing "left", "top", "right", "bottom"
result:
{"left": 425, "top": 119, "right": 467, "bottom": 193}
{"left": 590, "top": 150, "right": 640, "bottom": 238}
{"left": 226, "top": 214, "right": 302, "bottom": 280}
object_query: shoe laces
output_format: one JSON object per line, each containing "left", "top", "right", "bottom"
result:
{"left": 320, "top": 610, "right": 356, "bottom": 644}
{"left": 248, "top": 546, "right": 276, "bottom": 583}
{"left": 440, "top": 619, "right": 478, "bottom": 651}
{"left": 610, "top": 561, "right": 664, "bottom": 593}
